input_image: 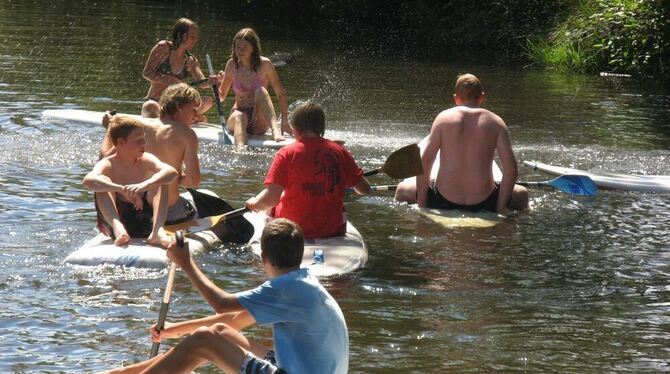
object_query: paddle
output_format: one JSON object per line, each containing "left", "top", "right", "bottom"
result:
{"left": 363, "top": 174, "right": 597, "bottom": 196}
{"left": 149, "top": 230, "right": 184, "bottom": 358}
{"left": 517, "top": 174, "right": 597, "bottom": 196}
{"left": 205, "top": 54, "right": 233, "bottom": 145}
{"left": 363, "top": 144, "right": 423, "bottom": 179}
{"left": 164, "top": 206, "right": 250, "bottom": 235}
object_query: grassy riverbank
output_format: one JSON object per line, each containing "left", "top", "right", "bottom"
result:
{"left": 226, "top": 0, "right": 667, "bottom": 78}
{"left": 526, "top": 0, "right": 667, "bottom": 77}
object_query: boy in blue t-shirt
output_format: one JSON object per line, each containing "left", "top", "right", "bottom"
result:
{"left": 106, "top": 218, "right": 348, "bottom": 374}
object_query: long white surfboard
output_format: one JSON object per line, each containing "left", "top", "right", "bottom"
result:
{"left": 244, "top": 211, "right": 368, "bottom": 277}
{"left": 525, "top": 160, "right": 670, "bottom": 193}
{"left": 65, "top": 190, "right": 222, "bottom": 268}
{"left": 41, "top": 109, "right": 294, "bottom": 149}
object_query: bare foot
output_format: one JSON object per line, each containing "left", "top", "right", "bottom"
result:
{"left": 147, "top": 229, "right": 174, "bottom": 249}
{"left": 111, "top": 222, "right": 130, "bottom": 246}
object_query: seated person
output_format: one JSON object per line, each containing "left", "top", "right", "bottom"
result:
{"left": 83, "top": 115, "right": 178, "bottom": 247}
{"left": 245, "top": 102, "right": 370, "bottom": 238}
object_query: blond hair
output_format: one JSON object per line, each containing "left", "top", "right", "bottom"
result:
{"left": 108, "top": 115, "right": 144, "bottom": 145}
{"left": 159, "top": 83, "right": 202, "bottom": 116}
{"left": 455, "top": 73, "right": 483, "bottom": 102}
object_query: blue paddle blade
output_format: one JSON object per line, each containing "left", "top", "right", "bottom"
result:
{"left": 545, "top": 175, "right": 597, "bottom": 196}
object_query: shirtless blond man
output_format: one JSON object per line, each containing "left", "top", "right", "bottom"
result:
{"left": 83, "top": 116, "right": 178, "bottom": 248}
{"left": 101, "top": 83, "right": 202, "bottom": 226}
{"left": 395, "top": 74, "right": 528, "bottom": 214}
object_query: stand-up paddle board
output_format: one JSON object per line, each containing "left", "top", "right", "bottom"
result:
{"left": 524, "top": 161, "right": 670, "bottom": 193}
{"left": 244, "top": 211, "right": 368, "bottom": 277}
{"left": 41, "top": 109, "right": 294, "bottom": 149}
{"left": 65, "top": 190, "right": 224, "bottom": 268}
{"left": 405, "top": 135, "right": 506, "bottom": 228}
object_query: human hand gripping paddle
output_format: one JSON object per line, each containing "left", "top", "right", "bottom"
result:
{"left": 205, "top": 54, "right": 233, "bottom": 145}
{"left": 365, "top": 174, "right": 597, "bottom": 196}
{"left": 164, "top": 206, "right": 250, "bottom": 235}
{"left": 149, "top": 230, "right": 185, "bottom": 358}
{"left": 363, "top": 143, "right": 423, "bottom": 179}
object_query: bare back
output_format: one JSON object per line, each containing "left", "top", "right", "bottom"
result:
{"left": 421, "top": 106, "right": 511, "bottom": 205}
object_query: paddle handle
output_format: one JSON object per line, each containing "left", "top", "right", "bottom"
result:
{"left": 371, "top": 185, "right": 398, "bottom": 192}
{"left": 205, "top": 54, "right": 232, "bottom": 145}
{"left": 363, "top": 169, "right": 380, "bottom": 177}
{"left": 149, "top": 231, "right": 184, "bottom": 358}
{"left": 209, "top": 207, "right": 250, "bottom": 228}
{"left": 188, "top": 77, "right": 208, "bottom": 86}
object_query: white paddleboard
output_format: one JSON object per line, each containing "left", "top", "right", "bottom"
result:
{"left": 524, "top": 160, "right": 670, "bottom": 193}
{"left": 65, "top": 190, "right": 222, "bottom": 268}
{"left": 41, "top": 109, "right": 295, "bottom": 149}
{"left": 244, "top": 211, "right": 368, "bottom": 277}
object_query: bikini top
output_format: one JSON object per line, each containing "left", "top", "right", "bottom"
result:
{"left": 157, "top": 49, "right": 193, "bottom": 80}
{"left": 232, "top": 67, "right": 264, "bottom": 94}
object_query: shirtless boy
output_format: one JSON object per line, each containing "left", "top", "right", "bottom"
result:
{"left": 104, "top": 218, "right": 348, "bottom": 374}
{"left": 83, "top": 116, "right": 178, "bottom": 248}
{"left": 395, "top": 73, "right": 528, "bottom": 214}
{"left": 100, "top": 83, "right": 202, "bottom": 226}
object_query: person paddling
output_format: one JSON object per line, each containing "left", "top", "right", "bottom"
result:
{"left": 245, "top": 102, "right": 371, "bottom": 239}
{"left": 104, "top": 218, "right": 349, "bottom": 374}
{"left": 215, "top": 28, "right": 290, "bottom": 147}
{"left": 394, "top": 73, "right": 528, "bottom": 214}
{"left": 83, "top": 116, "right": 178, "bottom": 248}
{"left": 141, "top": 18, "right": 215, "bottom": 122}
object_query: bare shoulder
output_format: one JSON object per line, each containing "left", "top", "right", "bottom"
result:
{"left": 152, "top": 40, "right": 171, "bottom": 53}
{"left": 481, "top": 108, "right": 506, "bottom": 128}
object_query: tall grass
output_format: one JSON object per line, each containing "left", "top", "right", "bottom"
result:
{"left": 526, "top": 0, "right": 667, "bottom": 76}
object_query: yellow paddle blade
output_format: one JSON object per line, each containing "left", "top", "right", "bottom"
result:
{"left": 164, "top": 207, "right": 249, "bottom": 235}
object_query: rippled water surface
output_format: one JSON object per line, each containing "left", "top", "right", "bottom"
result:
{"left": 1, "top": 1, "right": 669, "bottom": 373}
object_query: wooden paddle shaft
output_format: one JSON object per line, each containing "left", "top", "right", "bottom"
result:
{"left": 149, "top": 230, "right": 185, "bottom": 358}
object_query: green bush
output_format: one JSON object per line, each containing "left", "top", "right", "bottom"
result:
{"left": 527, "top": 0, "right": 667, "bottom": 76}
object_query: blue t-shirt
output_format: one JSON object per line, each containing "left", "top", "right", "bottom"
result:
{"left": 236, "top": 268, "right": 349, "bottom": 374}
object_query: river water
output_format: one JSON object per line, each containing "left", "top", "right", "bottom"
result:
{"left": 1, "top": 1, "right": 669, "bottom": 373}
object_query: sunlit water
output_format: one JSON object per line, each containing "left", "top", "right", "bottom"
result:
{"left": 1, "top": 1, "right": 669, "bottom": 373}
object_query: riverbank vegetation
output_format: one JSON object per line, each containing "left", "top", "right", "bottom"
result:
{"left": 226, "top": 0, "right": 667, "bottom": 78}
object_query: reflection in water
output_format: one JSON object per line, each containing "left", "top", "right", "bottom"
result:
{"left": 0, "top": 1, "right": 669, "bottom": 372}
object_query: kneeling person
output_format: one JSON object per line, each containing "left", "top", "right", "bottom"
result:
{"left": 83, "top": 115, "right": 178, "bottom": 247}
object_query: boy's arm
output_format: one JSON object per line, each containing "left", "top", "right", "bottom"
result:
{"left": 417, "top": 124, "right": 441, "bottom": 207}
{"left": 82, "top": 160, "right": 123, "bottom": 193}
{"left": 153, "top": 310, "right": 255, "bottom": 341}
{"left": 124, "top": 155, "right": 178, "bottom": 196}
{"left": 495, "top": 121, "right": 518, "bottom": 214}
{"left": 245, "top": 183, "right": 283, "bottom": 212}
{"left": 167, "top": 243, "right": 245, "bottom": 314}
{"left": 179, "top": 130, "right": 201, "bottom": 188}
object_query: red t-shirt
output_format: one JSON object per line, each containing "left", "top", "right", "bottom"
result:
{"left": 264, "top": 137, "right": 363, "bottom": 238}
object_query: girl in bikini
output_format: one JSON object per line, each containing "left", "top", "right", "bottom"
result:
{"left": 215, "top": 28, "right": 291, "bottom": 146}
{"left": 141, "top": 18, "right": 214, "bottom": 122}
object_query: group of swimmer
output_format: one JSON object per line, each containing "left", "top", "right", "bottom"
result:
{"left": 82, "top": 17, "right": 530, "bottom": 374}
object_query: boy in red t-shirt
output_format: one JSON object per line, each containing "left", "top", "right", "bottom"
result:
{"left": 245, "top": 102, "right": 370, "bottom": 238}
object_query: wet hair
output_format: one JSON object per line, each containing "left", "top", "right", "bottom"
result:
{"left": 231, "top": 28, "right": 262, "bottom": 72}
{"left": 260, "top": 218, "right": 304, "bottom": 269}
{"left": 159, "top": 83, "right": 202, "bottom": 116}
{"left": 108, "top": 115, "right": 144, "bottom": 146}
{"left": 172, "top": 18, "right": 197, "bottom": 50}
{"left": 454, "top": 73, "right": 483, "bottom": 102}
{"left": 291, "top": 101, "right": 325, "bottom": 137}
